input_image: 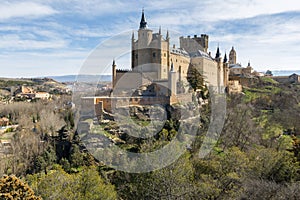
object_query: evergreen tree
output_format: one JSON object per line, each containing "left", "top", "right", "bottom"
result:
{"left": 187, "top": 63, "right": 205, "bottom": 91}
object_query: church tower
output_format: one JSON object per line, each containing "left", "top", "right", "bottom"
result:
{"left": 229, "top": 46, "right": 236, "bottom": 65}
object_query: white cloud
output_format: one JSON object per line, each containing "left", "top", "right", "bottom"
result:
{"left": 0, "top": 26, "right": 22, "bottom": 31}
{"left": 0, "top": 50, "right": 86, "bottom": 78}
{"left": 4, "top": 0, "right": 299, "bottom": 21}
{"left": 0, "top": 1, "right": 57, "bottom": 21}
{"left": 0, "top": 34, "right": 68, "bottom": 50}
{"left": 146, "top": 0, "right": 300, "bottom": 27}
{"left": 1, "top": 0, "right": 300, "bottom": 77}
{"left": 37, "top": 0, "right": 130, "bottom": 16}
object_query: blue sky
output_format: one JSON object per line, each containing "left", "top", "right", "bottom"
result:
{"left": 1, "top": 0, "right": 300, "bottom": 77}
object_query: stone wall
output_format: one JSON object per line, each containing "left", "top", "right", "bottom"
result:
{"left": 170, "top": 51, "right": 190, "bottom": 83}
{"left": 94, "top": 96, "right": 173, "bottom": 114}
{"left": 191, "top": 56, "right": 220, "bottom": 87}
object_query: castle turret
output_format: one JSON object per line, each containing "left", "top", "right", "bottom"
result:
{"left": 133, "top": 9, "right": 154, "bottom": 69}
{"left": 131, "top": 31, "right": 135, "bottom": 69}
{"left": 137, "top": 9, "right": 153, "bottom": 51}
{"left": 215, "top": 46, "right": 221, "bottom": 60}
{"left": 179, "top": 34, "right": 208, "bottom": 53}
{"left": 131, "top": 10, "right": 170, "bottom": 79}
{"left": 168, "top": 62, "right": 177, "bottom": 99}
{"left": 112, "top": 59, "right": 117, "bottom": 87}
{"left": 215, "top": 46, "right": 223, "bottom": 92}
{"left": 132, "top": 31, "right": 135, "bottom": 41}
{"left": 166, "top": 30, "right": 170, "bottom": 41}
{"left": 223, "top": 53, "right": 229, "bottom": 87}
{"left": 200, "top": 34, "right": 209, "bottom": 52}
{"left": 223, "top": 52, "right": 228, "bottom": 63}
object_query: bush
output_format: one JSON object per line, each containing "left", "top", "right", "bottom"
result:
{"left": 0, "top": 175, "right": 41, "bottom": 200}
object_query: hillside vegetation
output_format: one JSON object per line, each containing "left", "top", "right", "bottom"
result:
{"left": 0, "top": 78, "right": 299, "bottom": 199}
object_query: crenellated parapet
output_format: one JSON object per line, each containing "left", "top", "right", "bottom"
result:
{"left": 116, "top": 69, "right": 131, "bottom": 72}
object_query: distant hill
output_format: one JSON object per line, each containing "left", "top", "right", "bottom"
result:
{"left": 272, "top": 70, "right": 300, "bottom": 76}
{"left": 47, "top": 71, "right": 300, "bottom": 82}
{"left": 48, "top": 75, "right": 112, "bottom": 83}
{"left": 4, "top": 71, "right": 297, "bottom": 84}
{"left": 0, "top": 77, "right": 65, "bottom": 88}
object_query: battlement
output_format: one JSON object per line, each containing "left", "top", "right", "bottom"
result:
{"left": 180, "top": 34, "right": 209, "bottom": 53}
{"left": 116, "top": 69, "right": 131, "bottom": 72}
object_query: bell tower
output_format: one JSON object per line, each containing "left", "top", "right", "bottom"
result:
{"left": 229, "top": 46, "right": 236, "bottom": 65}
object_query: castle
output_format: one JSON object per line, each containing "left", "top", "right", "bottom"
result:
{"left": 91, "top": 10, "right": 240, "bottom": 113}
{"left": 112, "top": 11, "right": 229, "bottom": 96}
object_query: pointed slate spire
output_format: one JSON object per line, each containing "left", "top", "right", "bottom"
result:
{"left": 248, "top": 60, "right": 251, "bottom": 66}
{"left": 112, "top": 59, "right": 116, "bottom": 66}
{"left": 166, "top": 30, "right": 170, "bottom": 40}
{"left": 139, "top": 9, "right": 147, "bottom": 29}
{"left": 216, "top": 45, "right": 221, "bottom": 59}
{"left": 223, "top": 52, "right": 228, "bottom": 63}
{"left": 159, "top": 26, "right": 161, "bottom": 35}
{"left": 132, "top": 31, "right": 134, "bottom": 40}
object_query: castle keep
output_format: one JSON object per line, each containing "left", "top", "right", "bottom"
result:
{"left": 113, "top": 10, "right": 229, "bottom": 96}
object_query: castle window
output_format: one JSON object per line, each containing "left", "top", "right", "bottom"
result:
{"left": 164, "top": 53, "right": 166, "bottom": 57}
{"left": 135, "top": 54, "right": 138, "bottom": 59}
{"left": 153, "top": 52, "right": 156, "bottom": 58}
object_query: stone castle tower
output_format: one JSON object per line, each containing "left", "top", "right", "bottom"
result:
{"left": 131, "top": 9, "right": 170, "bottom": 80}
{"left": 214, "top": 46, "right": 230, "bottom": 92}
{"left": 179, "top": 34, "right": 209, "bottom": 53}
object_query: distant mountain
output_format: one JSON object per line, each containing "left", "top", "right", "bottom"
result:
{"left": 41, "top": 70, "right": 300, "bottom": 83}
{"left": 272, "top": 70, "right": 300, "bottom": 76}
{"left": 48, "top": 75, "right": 112, "bottom": 83}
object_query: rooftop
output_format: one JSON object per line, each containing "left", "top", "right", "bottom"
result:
{"left": 170, "top": 47, "right": 190, "bottom": 57}
{"left": 229, "top": 64, "right": 243, "bottom": 69}
{"left": 189, "top": 50, "right": 213, "bottom": 60}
